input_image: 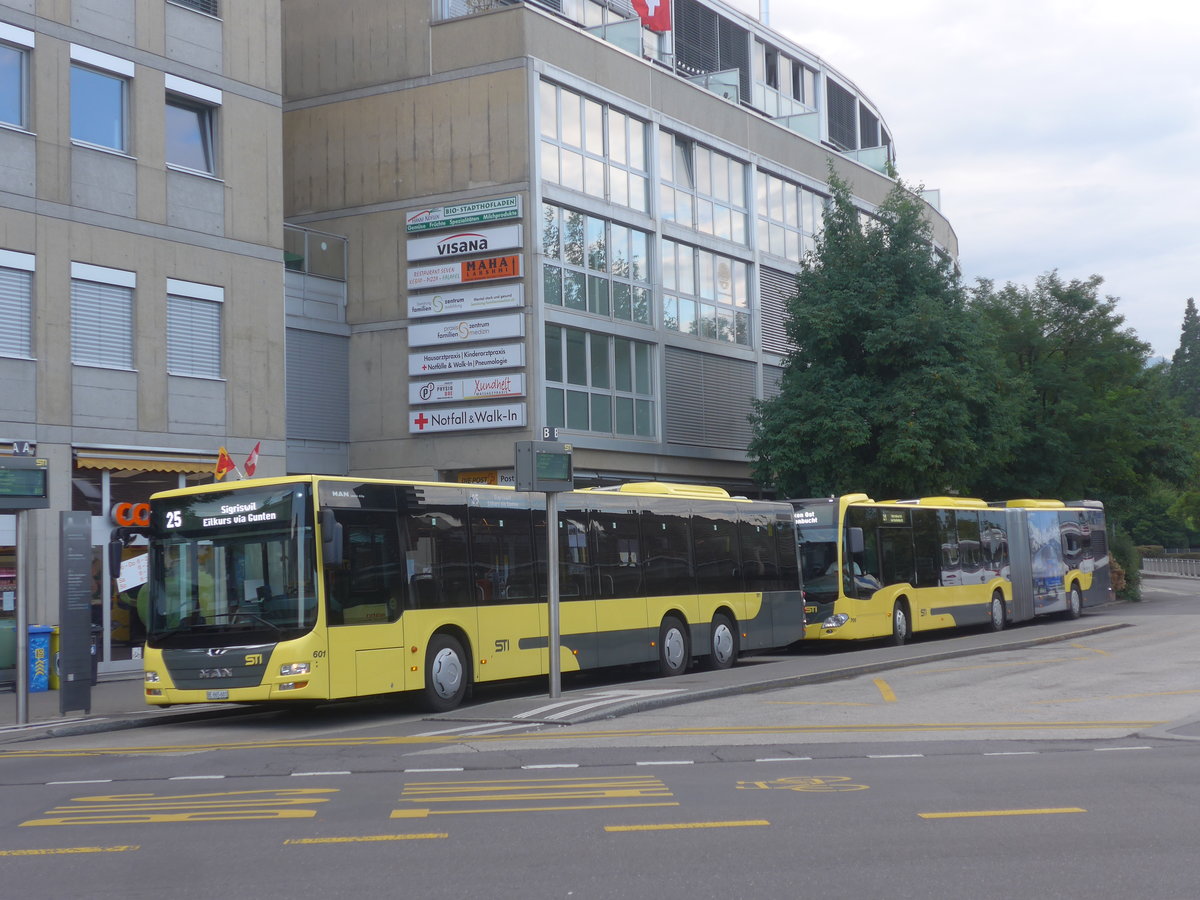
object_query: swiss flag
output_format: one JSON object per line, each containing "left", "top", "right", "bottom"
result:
{"left": 244, "top": 441, "right": 261, "bottom": 478}
{"left": 632, "top": 0, "right": 671, "bottom": 32}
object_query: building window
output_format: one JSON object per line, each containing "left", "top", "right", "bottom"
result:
{"left": 539, "top": 80, "right": 649, "bottom": 213}
{"left": 756, "top": 170, "right": 825, "bottom": 263}
{"left": 825, "top": 78, "right": 857, "bottom": 151}
{"left": 167, "top": 279, "right": 223, "bottom": 378}
{"left": 541, "top": 203, "right": 651, "bottom": 325}
{"left": 70, "top": 263, "right": 135, "bottom": 369}
{"left": 169, "top": 0, "right": 220, "bottom": 15}
{"left": 657, "top": 132, "right": 748, "bottom": 244}
{"left": 0, "top": 250, "right": 35, "bottom": 358}
{"left": 0, "top": 25, "right": 34, "bottom": 129}
{"left": 165, "top": 75, "right": 220, "bottom": 174}
{"left": 69, "top": 46, "right": 134, "bottom": 152}
{"left": 545, "top": 325, "right": 655, "bottom": 438}
{"left": 662, "top": 239, "right": 750, "bottom": 346}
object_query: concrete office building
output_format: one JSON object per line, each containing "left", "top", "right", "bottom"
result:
{"left": 0, "top": 0, "right": 957, "bottom": 676}
{"left": 280, "top": 0, "right": 956, "bottom": 493}
{"left": 0, "top": 0, "right": 284, "bottom": 672}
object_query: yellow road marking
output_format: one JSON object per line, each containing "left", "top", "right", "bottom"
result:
{"left": 605, "top": 820, "right": 770, "bottom": 832}
{"left": 919, "top": 807, "right": 1085, "bottom": 819}
{"left": 21, "top": 788, "right": 335, "bottom": 827}
{"left": 284, "top": 834, "right": 447, "bottom": 844}
{"left": 873, "top": 679, "right": 897, "bottom": 703}
{"left": 1070, "top": 643, "right": 1109, "bottom": 655}
{"left": 392, "top": 802, "right": 680, "bottom": 817}
{"left": 0, "top": 845, "right": 139, "bottom": 856}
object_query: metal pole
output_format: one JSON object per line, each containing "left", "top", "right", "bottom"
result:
{"left": 546, "top": 491, "right": 561, "bottom": 699}
{"left": 15, "top": 510, "right": 27, "bottom": 725}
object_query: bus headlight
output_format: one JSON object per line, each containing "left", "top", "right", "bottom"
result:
{"left": 280, "top": 662, "right": 311, "bottom": 677}
{"left": 822, "top": 614, "right": 850, "bottom": 629}
{"left": 144, "top": 670, "right": 160, "bottom": 683}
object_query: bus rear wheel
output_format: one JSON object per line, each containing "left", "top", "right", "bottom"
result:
{"left": 988, "top": 592, "right": 1006, "bottom": 632}
{"left": 422, "top": 633, "right": 468, "bottom": 712}
{"left": 890, "top": 601, "right": 910, "bottom": 646}
{"left": 705, "top": 613, "right": 738, "bottom": 671}
{"left": 658, "top": 615, "right": 690, "bottom": 676}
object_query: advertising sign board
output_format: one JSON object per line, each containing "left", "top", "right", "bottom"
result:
{"left": 409, "top": 403, "right": 527, "bottom": 434}
{"left": 405, "top": 195, "right": 522, "bottom": 233}
{"left": 409, "top": 373, "right": 526, "bottom": 405}
{"left": 407, "top": 313, "right": 525, "bottom": 348}
{"left": 407, "top": 283, "right": 523, "bottom": 319}
{"left": 408, "top": 342, "right": 526, "bottom": 376}
{"left": 406, "top": 224, "right": 523, "bottom": 262}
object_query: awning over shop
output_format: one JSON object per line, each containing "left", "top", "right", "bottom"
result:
{"left": 73, "top": 449, "right": 218, "bottom": 474}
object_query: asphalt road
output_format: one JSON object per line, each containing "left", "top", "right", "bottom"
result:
{"left": 1, "top": 576, "right": 1198, "bottom": 898}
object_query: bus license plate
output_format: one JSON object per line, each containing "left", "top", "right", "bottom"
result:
{"left": 207, "top": 690, "right": 230, "bottom": 701}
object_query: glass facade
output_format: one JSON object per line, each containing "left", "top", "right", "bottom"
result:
{"left": 541, "top": 202, "right": 651, "bottom": 326}
{"left": 545, "top": 324, "right": 655, "bottom": 438}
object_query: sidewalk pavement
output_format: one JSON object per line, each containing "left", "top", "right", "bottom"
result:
{"left": 0, "top": 672, "right": 239, "bottom": 744}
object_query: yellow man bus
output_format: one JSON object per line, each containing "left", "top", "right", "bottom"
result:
{"left": 793, "top": 494, "right": 1111, "bottom": 644}
{"left": 115, "top": 476, "right": 803, "bottom": 711}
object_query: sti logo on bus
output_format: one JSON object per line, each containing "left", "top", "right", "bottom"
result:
{"left": 437, "top": 233, "right": 489, "bottom": 256}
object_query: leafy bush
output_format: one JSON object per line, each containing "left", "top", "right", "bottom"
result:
{"left": 1110, "top": 528, "right": 1142, "bottom": 601}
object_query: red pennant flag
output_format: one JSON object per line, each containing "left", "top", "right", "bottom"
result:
{"left": 244, "top": 441, "right": 261, "bottom": 478}
{"left": 214, "top": 447, "right": 236, "bottom": 481}
{"left": 632, "top": 0, "right": 671, "bottom": 32}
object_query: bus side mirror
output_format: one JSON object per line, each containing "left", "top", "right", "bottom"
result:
{"left": 321, "top": 510, "right": 343, "bottom": 567}
{"left": 108, "top": 538, "right": 125, "bottom": 577}
{"left": 847, "top": 527, "right": 865, "bottom": 555}
{"left": 108, "top": 526, "right": 145, "bottom": 578}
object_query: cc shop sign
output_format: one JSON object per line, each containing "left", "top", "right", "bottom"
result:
{"left": 112, "top": 502, "right": 151, "bottom": 527}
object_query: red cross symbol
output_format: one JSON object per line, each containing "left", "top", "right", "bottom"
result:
{"left": 413, "top": 413, "right": 430, "bottom": 431}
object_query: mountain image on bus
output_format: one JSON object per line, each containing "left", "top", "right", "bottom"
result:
{"left": 111, "top": 476, "right": 804, "bottom": 712}
{"left": 792, "top": 494, "right": 1111, "bottom": 644}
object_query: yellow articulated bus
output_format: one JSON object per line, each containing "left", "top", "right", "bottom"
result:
{"left": 792, "top": 494, "right": 1112, "bottom": 644}
{"left": 112, "top": 476, "right": 804, "bottom": 712}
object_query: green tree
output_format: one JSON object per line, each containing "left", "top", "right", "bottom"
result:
{"left": 1170, "top": 297, "right": 1200, "bottom": 417}
{"left": 969, "top": 273, "right": 1192, "bottom": 518}
{"left": 749, "top": 172, "right": 1018, "bottom": 498}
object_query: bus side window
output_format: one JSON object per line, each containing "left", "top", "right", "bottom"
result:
{"left": 406, "top": 503, "right": 472, "bottom": 608}
{"left": 326, "top": 509, "right": 405, "bottom": 626}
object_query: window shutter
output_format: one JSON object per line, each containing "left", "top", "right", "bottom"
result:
{"left": 0, "top": 267, "right": 32, "bottom": 357}
{"left": 168, "top": 295, "right": 222, "bottom": 377}
{"left": 71, "top": 279, "right": 132, "bottom": 368}
{"left": 759, "top": 267, "right": 797, "bottom": 356}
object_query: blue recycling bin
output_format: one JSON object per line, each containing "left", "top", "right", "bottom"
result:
{"left": 28, "top": 625, "right": 53, "bottom": 692}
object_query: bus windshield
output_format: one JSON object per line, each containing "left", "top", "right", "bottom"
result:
{"left": 145, "top": 483, "right": 318, "bottom": 648}
{"left": 792, "top": 501, "right": 840, "bottom": 603}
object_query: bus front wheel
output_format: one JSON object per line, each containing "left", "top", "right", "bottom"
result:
{"left": 422, "top": 633, "right": 468, "bottom": 712}
{"left": 658, "top": 616, "right": 690, "bottom": 676}
{"left": 890, "top": 602, "right": 910, "bottom": 646}
{"left": 705, "top": 613, "right": 738, "bottom": 671}
{"left": 1066, "top": 584, "right": 1083, "bottom": 620}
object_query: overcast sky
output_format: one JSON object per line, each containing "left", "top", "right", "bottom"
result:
{"left": 724, "top": 0, "right": 1198, "bottom": 360}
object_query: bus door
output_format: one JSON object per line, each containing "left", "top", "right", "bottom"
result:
{"left": 323, "top": 506, "right": 408, "bottom": 698}
{"left": 469, "top": 502, "right": 546, "bottom": 681}
{"left": 551, "top": 501, "right": 597, "bottom": 672}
